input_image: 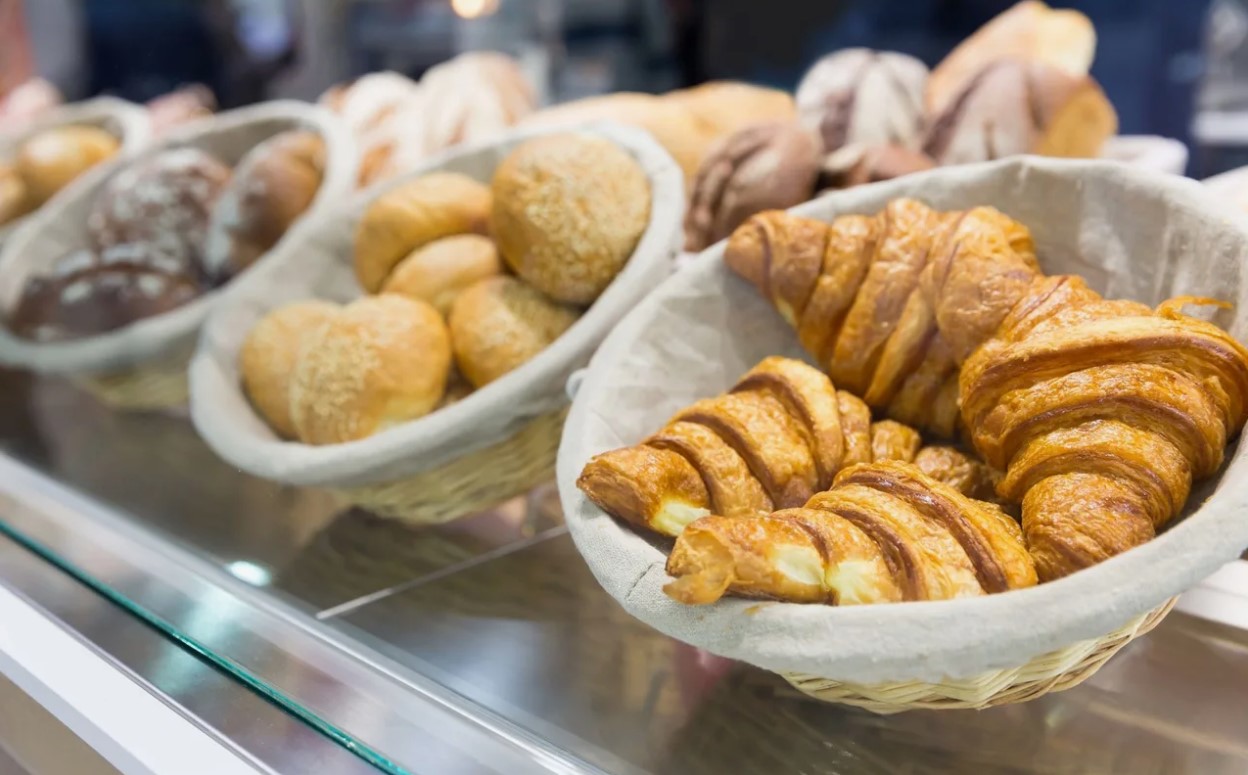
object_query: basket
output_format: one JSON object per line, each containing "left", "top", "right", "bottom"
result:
{"left": 189, "top": 123, "right": 685, "bottom": 524}
{"left": 782, "top": 598, "right": 1176, "bottom": 713}
{"left": 0, "top": 97, "right": 152, "bottom": 246}
{"left": 556, "top": 156, "right": 1248, "bottom": 712}
{"left": 0, "top": 101, "right": 359, "bottom": 411}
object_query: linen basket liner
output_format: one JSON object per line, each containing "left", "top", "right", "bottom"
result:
{"left": 556, "top": 156, "right": 1248, "bottom": 684}
{"left": 0, "top": 100, "right": 359, "bottom": 374}
{"left": 189, "top": 122, "right": 685, "bottom": 488}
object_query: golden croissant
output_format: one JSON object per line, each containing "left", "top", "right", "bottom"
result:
{"left": 725, "top": 204, "right": 1248, "bottom": 580}
{"left": 664, "top": 460, "right": 1037, "bottom": 605}
{"left": 577, "top": 356, "right": 997, "bottom": 537}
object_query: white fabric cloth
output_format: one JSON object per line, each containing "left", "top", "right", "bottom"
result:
{"left": 0, "top": 100, "right": 359, "bottom": 375}
{"left": 189, "top": 122, "right": 685, "bottom": 488}
{"left": 557, "top": 156, "right": 1248, "bottom": 683}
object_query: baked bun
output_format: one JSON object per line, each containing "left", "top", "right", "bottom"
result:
{"left": 353, "top": 172, "right": 491, "bottom": 293}
{"left": 796, "top": 49, "right": 929, "bottom": 152}
{"left": 927, "top": 0, "right": 1096, "bottom": 116}
{"left": 0, "top": 162, "right": 33, "bottom": 226}
{"left": 87, "top": 148, "right": 232, "bottom": 280}
{"left": 15, "top": 125, "right": 119, "bottom": 206}
{"left": 289, "top": 294, "right": 451, "bottom": 445}
{"left": 664, "top": 81, "right": 796, "bottom": 140}
{"left": 204, "top": 130, "right": 326, "bottom": 282}
{"left": 521, "top": 93, "right": 712, "bottom": 182}
{"left": 240, "top": 300, "right": 339, "bottom": 439}
{"left": 491, "top": 133, "right": 650, "bottom": 305}
{"left": 685, "top": 121, "right": 821, "bottom": 252}
{"left": 448, "top": 276, "right": 580, "bottom": 388}
{"left": 922, "top": 58, "right": 1117, "bottom": 166}
{"left": 380, "top": 234, "right": 502, "bottom": 316}
{"left": 9, "top": 262, "right": 200, "bottom": 342}
{"left": 819, "top": 143, "right": 935, "bottom": 191}
{"left": 411, "top": 52, "right": 536, "bottom": 156}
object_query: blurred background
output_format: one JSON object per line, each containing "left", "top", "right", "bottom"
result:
{"left": 10, "top": 0, "right": 1248, "bottom": 174}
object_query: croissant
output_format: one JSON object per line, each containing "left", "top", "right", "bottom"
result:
{"left": 664, "top": 460, "right": 1037, "bottom": 605}
{"left": 577, "top": 356, "right": 997, "bottom": 537}
{"left": 725, "top": 207, "right": 1248, "bottom": 580}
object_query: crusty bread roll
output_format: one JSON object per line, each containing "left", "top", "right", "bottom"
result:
{"left": 927, "top": 0, "right": 1096, "bottom": 117}
{"left": 240, "top": 300, "right": 339, "bottom": 439}
{"left": 290, "top": 294, "right": 451, "bottom": 445}
{"left": 381, "top": 234, "right": 502, "bottom": 317}
{"left": 449, "top": 276, "right": 580, "bottom": 388}
{"left": 796, "top": 49, "right": 929, "bottom": 153}
{"left": 491, "top": 133, "right": 650, "bottom": 305}
{"left": 353, "top": 172, "right": 491, "bottom": 293}
{"left": 204, "top": 130, "right": 326, "bottom": 282}
{"left": 521, "top": 93, "right": 713, "bottom": 182}
{"left": 16, "top": 125, "right": 119, "bottom": 206}
{"left": 0, "top": 162, "right": 32, "bottom": 226}
{"left": 663, "top": 81, "right": 796, "bottom": 140}
{"left": 922, "top": 58, "right": 1116, "bottom": 166}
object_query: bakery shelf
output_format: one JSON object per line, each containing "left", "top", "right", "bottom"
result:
{"left": 2, "top": 366, "right": 1248, "bottom": 774}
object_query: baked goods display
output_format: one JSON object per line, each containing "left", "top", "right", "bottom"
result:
{"left": 323, "top": 53, "right": 537, "bottom": 187}
{"left": 678, "top": 0, "right": 1117, "bottom": 250}
{"left": 240, "top": 131, "right": 650, "bottom": 444}
{"left": 0, "top": 124, "right": 120, "bottom": 227}
{"left": 579, "top": 196, "right": 1248, "bottom": 610}
{"left": 5, "top": 130, "right": 328, "bottom": 342}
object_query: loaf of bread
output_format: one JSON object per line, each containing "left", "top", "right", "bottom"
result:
{"left": 203, "top": 130, "right": 326, "bottom": 282}
{"left": 491, "top": 133, "right": 650, "bottom": 305}
{"left": 796, "top": 49, "right": 929, "bottom": 153}
{"left": 353, "top": 172, "right": 491, "bottom": 293}
{"left": 664, "top": 81, "right": 796, "bottom": 141}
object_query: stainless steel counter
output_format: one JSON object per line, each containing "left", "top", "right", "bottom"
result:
{"left": 2, "top": 369, "right": 1248, "bottom": 774}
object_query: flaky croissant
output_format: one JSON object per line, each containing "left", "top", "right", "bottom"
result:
{"left": 725, "top": 207, "right": 1248, "bottom": 580}
{"left": 577, "top": 356, "right": 997, "bottom": 537}
{"left": 664, "top": 460, "right": 1037, "bottom": 605}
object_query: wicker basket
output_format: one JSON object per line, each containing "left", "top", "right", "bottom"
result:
{"left": 781, "top": 598, "right": 1175, "bottom": 713}
{"left": 335, "top": 409, "right": 566, "bottom": 524}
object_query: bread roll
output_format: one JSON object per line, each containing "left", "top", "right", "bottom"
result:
{"left": 381, "top": 234, "right": 502, "bottom": 316}
{"left": 922, "top": 59, "right": 1116, "bottom": 166}
{"left": 16, "top": 125, "right": 119, "bottom": 205}
{"left": 9, "top": 263, "right": 200, "bottom": 342}
{"left": 663, "top": 81, "right": 796, "bottom": 140}
{"left": 0, "top": 162, "right": 32, "bottom": 226}
{"left": 819, "top": 143, "right": 935, "bottom": 191}
{"left": 411, "top": 52, "right": 536, "bottom": 156}
{"left": 87, "top": 148, "right": 232, "bottom": 280}
{"left": 353, "top": 172, "right": 491, "bottom": 293}
{"left": 203, "top": 130, "right": 326, "bottom": 282}
{"left": 491, "top": 133, "right": 650, "bottom": 305}
{"left": 927, "top": 0, "right": 1096, "bottom": 116}
{"left": 521, "top": 93, "right": 713, "bottom": 182}
{"left": 290, "top": 294, "right": 451, "bottom": 444}
{"left": 449, "top": 276, "right": 580, "bottom": 388}
{"left": 685, "top": 121, "right": 821, "bottom": 251}
{"left": 796, "top": 49, "right": 929, "bottom": 152}
{"left": 240, "top": 300, "right": 339, "bottom": 439}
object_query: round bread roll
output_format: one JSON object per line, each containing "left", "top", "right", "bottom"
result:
{"left": 87, "top": 148, "right": 232, "bottom": 280}
{"left": 796, "top": 49, "right": 929, "bottom": 153}
{"left": 353, "top": 172, "right": 491, "bottom": 293}
{"left": 380, "top": 234, "right": 502, "bottom": 317}
{"left": 449, "top": 275, "right": 580, "bottom": 388}
{"left": 9, "top": 263, "right": 200, "bottom": 342}
{"left": 16, "top": 125, "right": 119, "bottom": 206}
{"left": 0, "top": 162, "right": 33, "bottom": 226}
{"left": 239, "top": 300, "right": 340, "bottom": 439}
{"left": 290, "top": 294, "right": 451, "bottom": 445}
{"left": 521, "top": 93, "right": 713, "bottom": 183}
{"left": 204, "top": 130, "right": 326, "bottom": 282}
{"left": 663, "top": 81, "right": 796, "bottom": 140}
{"left": 413, "top": 52, "right": 536, "bottom": 156}
{"left": 491, "top": 133, "right": 650, "bottom": 305}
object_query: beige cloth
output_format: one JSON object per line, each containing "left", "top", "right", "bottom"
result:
{"left": 557, "top": 155, "right": 1248, "bottom": 683}
{"left": 189, "top": 123, "right": 685, "bottom": 488}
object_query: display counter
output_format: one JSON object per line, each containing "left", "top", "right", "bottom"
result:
{"left": 3, "top": 366, "right": 1248, "bottom": 774}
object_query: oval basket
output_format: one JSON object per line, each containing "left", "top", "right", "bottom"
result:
{"left": 556, "top": 156, "right": 1248, "bottom": 713}
{"left": 0, "top": 97, "right": 152, "bottom": 246}
{"left": 0, "top": 100, "right": 359, "bottom": 410}
{"left": 189, "top": 123, "right": 685, "bottom": 525}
